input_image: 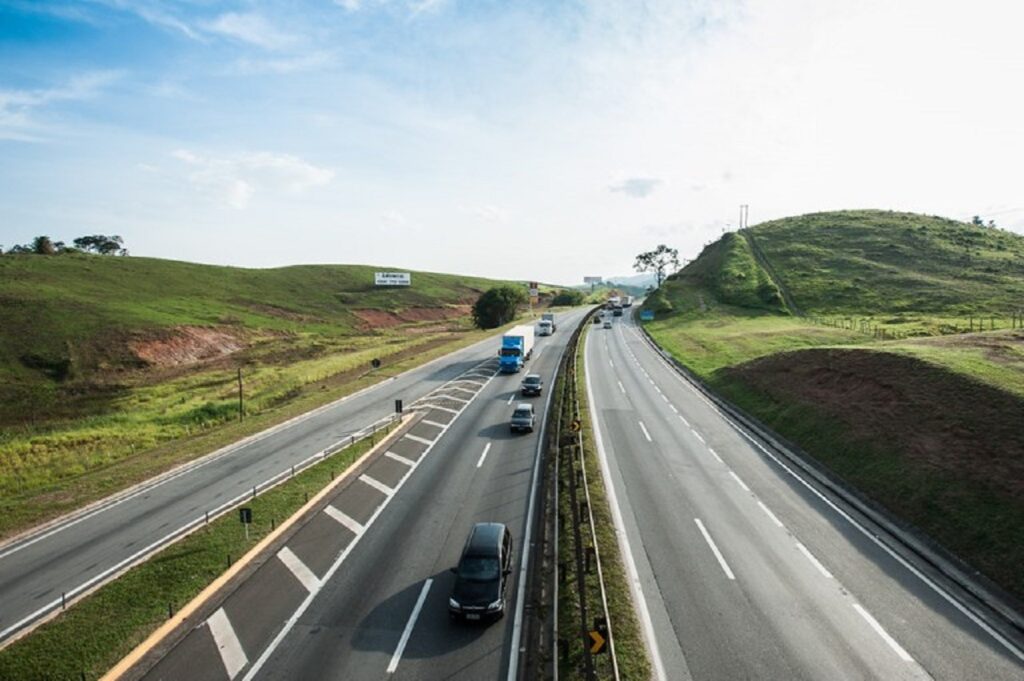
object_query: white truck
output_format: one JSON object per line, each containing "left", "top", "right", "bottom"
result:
{"left": 541, "top": 312, "right": 557, "bottom": 332}
{"left": 499, "top": 325, "right": 536, "bottom": 373}
{"left": 537, "top": 320, "right": 553, "bottom": 336}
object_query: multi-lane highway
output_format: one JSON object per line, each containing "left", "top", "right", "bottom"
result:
{"left": 139, "top": 306, "right": 588, "bottom": 680}
{"left": 0, "top": 311, "right": 584, "bottom": 650}
{"left": 585, "top": 311, "right": 1024, "bottom": 680}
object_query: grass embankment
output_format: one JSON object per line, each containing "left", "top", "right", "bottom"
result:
{"left": 0, "top": 424, "right": 393, "bottom": 681}
{"left": 556, "top": 327, "right": 650, "bottom": 680}
{"left": 641, "top": 209, "right": 1024, "bottom": 602}
{"left": 0, "top": 254, "right": 524, "bottom": 538}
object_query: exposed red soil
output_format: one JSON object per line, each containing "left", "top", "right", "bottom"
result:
{"left": 352, "top": 306, "right": 471, "bottom": 329}
{"left": 128, "top": 326, "right": 247, "bottom": 368}
{"left": 724, "top": 348, "right": 1024, "bottom": 498}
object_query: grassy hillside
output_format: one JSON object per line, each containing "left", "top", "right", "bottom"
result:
{"left": 0, "top": 254, "right": 523, "bottom": 536}
{"left": 643, "top": 209, "right": 1024, "bottom": 602}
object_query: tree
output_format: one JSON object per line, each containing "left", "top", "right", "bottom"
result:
{"left": 633, "top": 244, "right": 680, "bottom": 288}
{"left": 971, "top": 215, "right": 984, "bottom": 227}
{"left": 472, "top": 285, "right": 527, "bottom": 329}
{"left": 551, "top": 289, "right": 585, "bottom": 306}
{"left": 32, "top": 236, "right": 56, "bottom": 255}
{"left": 73, "top": 234, "right": 127, "bottom": 255}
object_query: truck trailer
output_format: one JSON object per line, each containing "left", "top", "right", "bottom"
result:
{"left": 499, "top": 325, "right": 535, "bottom": 373}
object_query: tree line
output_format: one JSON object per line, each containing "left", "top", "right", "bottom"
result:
{"left": 2, "top": 234, "right": 128, "bottom": 256}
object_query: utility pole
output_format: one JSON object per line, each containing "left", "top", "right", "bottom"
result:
{"left": 739, "top": 204, "right": 750, "bottom": 230}
{"left": 237, "top": 368, "right": 244, "bottom": 421}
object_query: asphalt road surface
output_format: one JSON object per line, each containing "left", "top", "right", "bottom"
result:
{"left": 585, "top": 311, "right": 1024, "bottom": 681}
{"left": 0, "top": 312, "right": 581, "bottom": 648}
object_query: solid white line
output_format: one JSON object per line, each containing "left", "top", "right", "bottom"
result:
{"left": 691, "top": 429, "right": 705, "bottom": 444}
{"left": 584, "top": 331, "right": 667, "bottom": 681}
{"left": 729, "top": 471, "right": 750, "bottom": 492}
{"left": 509, "top": 310, "right": 590, "bottom": 681}
{"left": 421, "top": 419, "right": 447, "bottom": 429}
{"left": 507, "top": 393, "right": 516, "bottom": 405}
{"left": 707, "top": 447, "right": 723, "bottom": 464}
{"left": 323, "top": 505, "right": 364, "bottom": 535}
{"left": 852, "top": 603, "right": 915, "bottom": 662}
{"left": 277, "top": 546, "right": 321, "bottom": 592}
{"left": 385, "top": 451, "right": 415, "bottom": 467}
{"left": 694, "top": 518, "right": 735, "bottom": 580}
{"left": 359, "top": 474, "right": 395, "bottom": 496}
{"left": 617, "top": 380, "right": 626, "bottom": 394}
{"left": 638, "top": 420, "right": 653, "bottom": 442}
{"left": 208, "top": 607, "right": 248, "bottom": 680}
{"left": 795, "top": 542, "right": 834, "bottom": 579}
{"left": 387, "top": 579, "right": 433, "bottom": 673}
{"left": 757, "top": 501, "right": 784, "bottom": 528}
{"left": 404, "top": 434, "right": 434, "bottom": 446}
{"left": 477, "top": 442, "right": 492, "bottom": 468}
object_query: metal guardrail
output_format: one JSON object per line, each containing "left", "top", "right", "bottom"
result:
{"left": 553, "top": 308, "right": 620, "bottom": 681}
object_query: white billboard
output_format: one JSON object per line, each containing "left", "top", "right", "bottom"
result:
{"left": 375, "top": 272, "right": 411, "bottom": 286}
{"left": 583, "top": 276, "right": 603, "bottom": 284}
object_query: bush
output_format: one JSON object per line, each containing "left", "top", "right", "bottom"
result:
{"left": 472, "top": 286, "right": 526, "bottom": 329}
{"left": 551, "top": 289, "right": 585, "bottom": 306}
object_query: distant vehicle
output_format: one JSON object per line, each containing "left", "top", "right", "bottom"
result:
{"left": 603, "top": 319, "right": 612, "bottom": 329}
{"left": 537, "top": 320, "right": 553, "bottom": 336}
{"left": 520, "top": 373, "right": 543, "bottom": 396}
{"left": 623, "top": 295, "right": 634, "bottom": 307}
{"left": 510, "top": 403, "right": 536, "bottom": 432}
{"left": 612, "top": 306, "right": 623, "bottom": 317}
{"left": 449, "top": 523, "right": 513, "bottom": 622}
{"left": 593, "top": 315, "right": 602, "bottom": 324}
{"left": 499, "top": 325, "right": 535, "bottom": 373}
{"left": 541, "top": 312, "right": 557, "bottom": 332}
{"left": 607, "top": 296, "right": 621, "bottom": 308}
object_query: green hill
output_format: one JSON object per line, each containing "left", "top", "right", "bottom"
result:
{"left": 643, "top": 209, "right": 1024, "bottom": 601}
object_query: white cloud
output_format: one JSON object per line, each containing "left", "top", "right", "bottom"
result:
{"left": 0, "top": 71, "right": 121, "bottom": 141}
{"left": 458, "top": 203, "right": 508, "bottom": 223}
{"left": 610, "top": 177, "right": 661, "bottom": 198}
{"left": 172, "top": 149, "right": 334, "bottom": 209}
{"left": 202, "top": 12, "right": 297, "bottom": 50}
{"left": 92, "top": 0, "right": 201, "bottom": 40}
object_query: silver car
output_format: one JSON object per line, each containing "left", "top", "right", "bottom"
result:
{"left": 510, "top": 403, "right": 536, "bottom": 433}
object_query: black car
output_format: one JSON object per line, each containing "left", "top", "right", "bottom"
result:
{"left": 449, "top": 523, "right": 514, "bottom": 622}
{"left": 520, "top": 373, "right": 543, "bottom": 396}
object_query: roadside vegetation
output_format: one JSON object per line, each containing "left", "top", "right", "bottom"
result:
{"left": 641, "top": 209, "right": 1024, "bottom": 602}
{"left": 0, "top": 423, "right": 394, "bottom": 681}
{"left": 0, "top": 254, "right": 530, "bottom": 538}
{"left": 555, "top": 319, "right": 651, "bottom": 680}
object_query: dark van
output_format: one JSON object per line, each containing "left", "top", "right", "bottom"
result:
{"left": 448, "top": 523, "right": 513, "bottom": 622}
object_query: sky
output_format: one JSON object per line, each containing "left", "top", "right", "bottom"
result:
{"left": 2, "top": 0, "right": 1023, "bottom": 285}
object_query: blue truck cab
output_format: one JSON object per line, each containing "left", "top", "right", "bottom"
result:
{"left": 499, "top": 325, "right": 535, "bottom": 373}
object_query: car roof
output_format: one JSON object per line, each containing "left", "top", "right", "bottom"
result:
{"left": 515, "top": 403, "right": 533, "bottom": 411}
{"left": 523, "top": 373, "right": 541, "bottom": 380}
{"left": 466, "top": 522, "right": 506, "bottom": 554}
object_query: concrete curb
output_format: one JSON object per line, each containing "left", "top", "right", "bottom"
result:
{"left": 103, "top": 411, "right": 424, "bottom": 681}
{"left": 633, "top": 320, "right": 1024, "bottom": 648}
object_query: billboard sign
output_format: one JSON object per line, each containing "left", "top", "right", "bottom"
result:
{"left": 640, "top": 310, "right": 655, "bottom": 321}
{"left": 583, "top": 276, "right": 602, "bottom": 285}
{"left": 375, "top": 272, "right": 411, "bottom": 286}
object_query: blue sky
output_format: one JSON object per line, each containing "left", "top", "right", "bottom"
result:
{"left": 2, "top": 0, "right": 1023, "bottom": 283}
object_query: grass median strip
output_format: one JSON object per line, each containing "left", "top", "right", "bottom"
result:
{"left": 556, "top": 326, "right": 651, "bottom": 680}
{"left": 0, "top": 423, "right": 394, "bottom": 681}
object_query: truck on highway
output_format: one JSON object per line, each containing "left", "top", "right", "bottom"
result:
{"left": 622, "top": 295, "right": 634, "bottom": 308}
{"left": 499, "top": 325, "right": 535, "bottom": 373}
{"left": 541, "top": 312, "right": 557, "bottom": 332}
{"left": 607, "top": 296, "right": 621, "bottom": 308}
{"left": 537, "top": 320, "right": 553, "bottom": 336}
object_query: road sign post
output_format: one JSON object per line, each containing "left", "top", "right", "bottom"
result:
{"left": 239, "top": 507, "right": 252, "bottom": 541}
{"left": 395, "top": 399, "right": 403, "bottom": 414}
{"left": 589, "top": 616, "right": 608, "bottom": 655}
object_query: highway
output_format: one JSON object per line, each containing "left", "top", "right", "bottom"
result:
{"left": 585, "top": 311, "right": 1024, "bottom": 680}
{"left": 136, "top": 307, "right": 590, "bottom": 680}
{"left": 0, "top": 312, "right": 580, "bottom": 649}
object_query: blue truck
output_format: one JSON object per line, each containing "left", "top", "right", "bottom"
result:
{"left": 499, "top": 325, "right": 535, "bottom": 373}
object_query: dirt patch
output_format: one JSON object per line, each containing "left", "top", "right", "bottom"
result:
{"left": 352, "top": 306, "right": 471, "bottom": 329}
{"left": 724, "top": 348, "right": 1024, "bottom": 498}
{"left": 236, "top": 301, "right": 320, "bottom": 323}
{"left": 128, "top": 326, "right": 247, "bottom": 368}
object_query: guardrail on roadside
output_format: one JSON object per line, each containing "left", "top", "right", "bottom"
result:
{"left": 553, "top": 309, "right": 620, "bottom": 681}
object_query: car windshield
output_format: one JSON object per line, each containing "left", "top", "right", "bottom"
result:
{"left": 513, "top": 408, "right": 531, "bottom": 418}
{"left": 523, "top": 377, "right": 540, "bottom": 385}
{"left": 500, "top": 348, "right": 521, "bottom": 357}
{"left": 457, "top": 556, "right": 500, "bottom": 582}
